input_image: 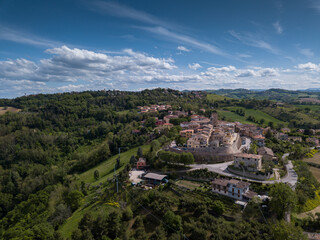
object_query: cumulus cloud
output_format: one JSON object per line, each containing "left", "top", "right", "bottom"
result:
{"left": 188, "top": 63, "right": 202, "bottom": 70}
{"left": 177, "top": 46, "right": 190, "bottom": 52}
{"left": 296, "top": 62, "right": 320, "bottom": 71}
{"left": 1, "top": 45, "right": 320, "bottom": 97}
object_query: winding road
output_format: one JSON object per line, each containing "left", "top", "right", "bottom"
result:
{"left": 190, "top": 153, "right": 298, "bottom": 188}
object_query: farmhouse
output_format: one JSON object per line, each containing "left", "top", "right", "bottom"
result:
{"left": 212, "top": 178, "right": 257, "bottom": 201}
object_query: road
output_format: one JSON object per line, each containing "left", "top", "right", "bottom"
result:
{"left": 190, "top": 153, "right": 298, "bottom": 188}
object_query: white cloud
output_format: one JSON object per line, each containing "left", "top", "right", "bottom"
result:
{"left": 88, "top": 1, "right": 230, "bottom": 58}
{"left": 296, "top": 62, "right": 320, "bottom": 71}
{"left": 298, "top": 48, "right": 314, "bottom": 58}
{"left": 0, "top": 25, "right": 61, "bottom": 48}
{"left": 177, "top": 46, "right": 190, "bottom": 52}
{"left": 229, "top": 30, "right": 279, "bottom": 54}
{"left": 2, "top": 45, "right": 320, "bottom": 97}
{"left": 273, "top": 21, "right": 283, "bottom": 34}
{"left": 188, "top": 63, "right": 202, "bottom": 70}
{"left": 137, "top": 26, "right": 228, "bottom": 57}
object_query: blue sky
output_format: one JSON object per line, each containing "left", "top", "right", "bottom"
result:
{"left": 1, "top": 0, "right": 320, "bottom": 98}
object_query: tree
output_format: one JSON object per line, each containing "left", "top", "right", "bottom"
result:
{"left": 122, "top": 206, "right": 133, "bottom": 221}
{"left": 268, "top": 121, "right": 274, "bottom": 129}
{"left": 130, "top": 155, "right": 136, "bottom": 165}
{"left": 265, "top": 129, "right": 273, "bottom": 139}
{"left": 262, "top": 159, "right": 275, "bottom": 173}
{"left": 211, "top": 200, "right": 225, "bottom": 216}
{"left": 271, "top": 220, "right": 307, "bottom": 240}
{"left": 94, "top": 170, "right": 100, "bottom": 180}
{"left": 79, "top": 212, "right": 94, "bottom": 231}
{"left": 64, "top": 190, "right": 84, "bottom": 212}
{"left": 249, "top": 143, "right": 258, "bottom": 154}
{"left": 164, "top": 210, "right": 182, "bottom": 233}
{"left": 150, "top": 225, "right": 166, "bottom": 240}
{"left": 137, "top": 147, "right": 143, "bottom": 158}
{"left": 269, "top": 183, "right": 297, "bottom": 219}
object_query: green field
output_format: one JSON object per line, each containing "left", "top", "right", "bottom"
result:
{"left": 206, "top": 94, "right": 233, "bottom": 102}
{"left": 218, "top": 106, "right": 287, "bottom": 126}
{"left": 78, "top": 145, "right": 150, "bottom": 183}
{"left": 217, "top": 110, "right": 254, "bottom": 125}
{"left": 294, "top": 104, "right": 320, "bottom": 112}
{"left": 59, "top": 145, "right": 150, "bottom": 237}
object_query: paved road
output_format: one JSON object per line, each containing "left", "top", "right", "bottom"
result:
{"left": 190, "top": 153, "right": 298, "bottom": 188}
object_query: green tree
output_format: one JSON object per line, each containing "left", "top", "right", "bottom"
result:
{"left": 211, "top": 200, "right": 225, "bottom": 216}
{"left": 122, "top": 206, "right": 133, "bottom": 221}
{"left": 64, "top": 190, "right": 84, "bottom": 212}
{"left": 94, "top": 169, "right": 100, "bottom": 180}
{"left": 137, "top": 147, "right": 143, "bottom": 158}
{"left": 150, "top": 225, "right": 166, "bottom": 240}
{"left": 271, "top": 220, "right": 307, "bottom": 240}
{"left": 164, "top": 210, "right": 182, "bottom": 233}
{"left": 269, "top": 183, "right": 297, "bottom": 219}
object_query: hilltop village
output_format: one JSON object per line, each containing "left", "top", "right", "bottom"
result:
{"left": 2, "top": 89, "right": 320, "bottom": 239}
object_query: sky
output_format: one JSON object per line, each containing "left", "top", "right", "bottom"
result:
{"left": 1, "top": 0, "right": 320, "bottom": 98}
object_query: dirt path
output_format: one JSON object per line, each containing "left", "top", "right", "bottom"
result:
{"left": 297, "top": 205, "right": 320, "bottom": 218}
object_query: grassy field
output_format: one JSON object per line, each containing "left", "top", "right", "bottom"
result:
{"left": 225, "top": 106, "right": 287, "bottom": 126}
{"left": 78, "top": 144, "right": 150, "bottom": 183}
{"left": 217, "top": 110, "right": 254, "bottom": 125}
{"left": 294, "top": 104, "right": 320, "bottom": 112}
{"left": 0, "top": 106, "right": 21, "bottom": 115}
{"left": 206, "top": 94, "right": 233, "bottom": 102}
{"left": 60, "top": 145, "right": 150, "bottom": 237}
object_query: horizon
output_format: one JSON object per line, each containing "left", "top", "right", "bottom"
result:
{"left": 1, "top": 0, "right": 320, "bottom": 98}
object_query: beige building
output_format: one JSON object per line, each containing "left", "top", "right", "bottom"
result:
{"left": 234, "top": 153, "right": 262, "bottom": 172}
{"left": 180, "top": 129, "right": 194, "bottom": 139}
{"left": 187, "top": 133, "right": 209, "bottom": 148}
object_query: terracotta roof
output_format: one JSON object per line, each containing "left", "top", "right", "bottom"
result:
{"left": 212, "top": 178, "right": 229, "bottom": 187}
{"left": 258, "top": 147, "right": 274, "bottom": 156}
{"left": 234, "top": 153, "right": 262, "bottom": 159}
{"left": 243, "top": 190, "right": 257, "bottom": 199}
{"left": 252, "top": 135, "right": 265, "bottom": 139}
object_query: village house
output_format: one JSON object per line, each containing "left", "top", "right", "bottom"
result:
{"left": 252, "top": 135, "right": 265, "bottom": 147}
{"left": 163, "top": 114, "right": 179, "bottom": 124}
{"left": 212, "top": 178, "right": 257, "bottom": 201}
{"left": 288, "top": 136, "right": 302, "bottom": 142}
{"left": 180, "top": 121, "right": 200, "bottom": 129}
{"left": 306, "top": 137, "right": 320, "bottom": 146}
{"left": 180, "top": 129, "right": 194, "bottom": 139}
{"left": 155, "top": 119, "right": 164, "bottom": 126}
{"left": 258, "top": 147, "right": 277, "bottom": 161}
{"left": 234, "top": 153, "right": 262, "bottom": 172}
{"left": 187, "top": 133, "right": 210, "bottom": 148}
{"left": 281, "top": 128, "right": 291, "bottom": 133}
{"left": 136, "top": 158, "right": 147, "bottom": 170}
{"left": 276, "top": 132, "right": 289, "bottom": 141}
